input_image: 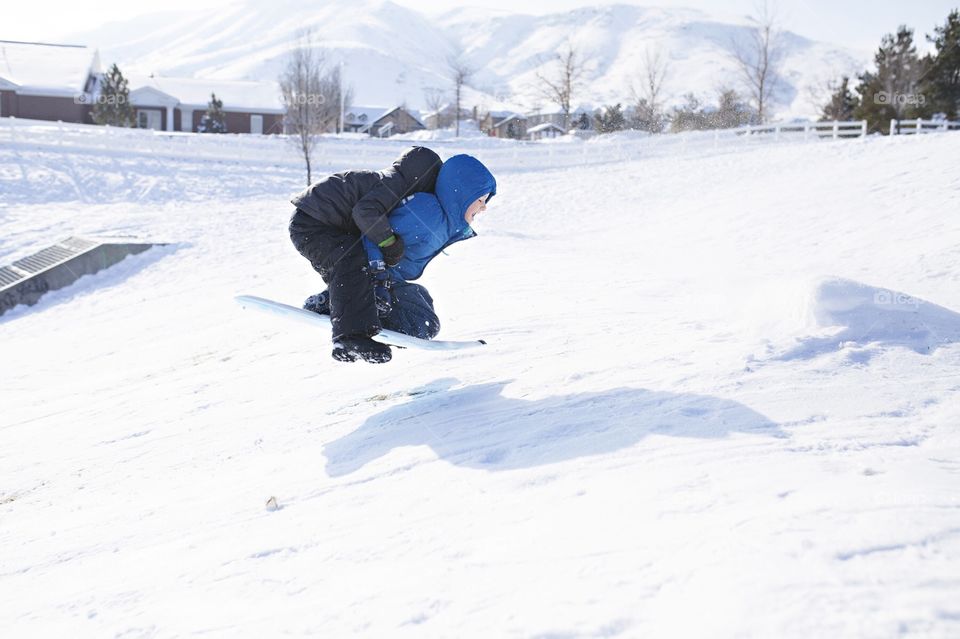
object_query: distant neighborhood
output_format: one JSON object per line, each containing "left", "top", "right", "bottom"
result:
{"left": 0, "top": 39, "right": 585, "bottom": 141}
{"left": 3, "top": 3, "right": 959, "bottom": 144}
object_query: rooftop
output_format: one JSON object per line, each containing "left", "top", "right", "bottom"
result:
{"left": 0, "top": 40, "right": 100, "bottom": 95}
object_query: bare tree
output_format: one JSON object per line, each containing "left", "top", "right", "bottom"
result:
{"left": 447, "top": 54, "right": 473, "bottom": 137}
{"left": 279, "top": 30, "right": 326, "bottom": 185}
{"left": 630, "top": 46, "right": 671, "bottom": 132}
{"left": 536, "top": 40, "right": 586, "bottom": 130}
{"left": 318, "top": 64, "right": 352, "bottom": 134}
{"left": 728, "top": 1, "right": 784, "bottom": 123}
{"left": 639, "top": 47, "right": 670, "bottom": 111}
{"left": 422, "top": 86, "right": 449, "bottom": 129}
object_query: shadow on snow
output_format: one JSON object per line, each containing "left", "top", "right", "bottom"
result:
{"left": 324, "top": 378, "right": 783, "bottom": 476}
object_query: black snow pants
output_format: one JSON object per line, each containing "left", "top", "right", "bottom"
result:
{"left": 289, "top": 209, "right": 380, "bottom": 340}
{"left": 289, "top": 209, "right": 441, "bottom": 341}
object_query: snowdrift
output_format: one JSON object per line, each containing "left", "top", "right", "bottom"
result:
{"left": 780, "top": 277, "right": 960, "bottom": 361}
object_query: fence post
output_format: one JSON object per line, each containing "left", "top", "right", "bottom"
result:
{"left": 889, "top": 119, "right": 897, "bottom": 136}
{"left": 860, "top": 120, "right": 867, "bottom": 138}
{"left": 916, "top": 118, "right": 923, "bottom": 134}
{"left": 832, "top": 120, "right": 839, "bottom": 139}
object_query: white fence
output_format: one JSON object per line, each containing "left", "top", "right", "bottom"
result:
{"left": 889, "top": 118, "right": 960, "bottom": 135}
{"left": 733, "top": 120, "right": 868, "bottom": 139}
{"left": 0, "top": 116, "right": 873, "bottom": 180}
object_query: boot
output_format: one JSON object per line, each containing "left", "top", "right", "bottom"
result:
{"left": 303, "top": 290, "right": 330, "bottom": 315}
{"left": 332, "top": 335, "right": 392, "bottom": 364}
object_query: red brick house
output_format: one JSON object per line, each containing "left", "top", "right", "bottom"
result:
{"left": 0, "top": 40, "right": 101, "bottom": 123}
{"left": 128, "top": 75, "right": 285, "bottom": 134}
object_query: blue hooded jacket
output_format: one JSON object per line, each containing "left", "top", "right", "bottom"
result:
{"left": 363, "top": 154, "right": 497, "bottom": 282}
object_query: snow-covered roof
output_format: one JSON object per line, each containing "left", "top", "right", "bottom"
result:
{"left": 491, "top": 113, "right": 527, "bottom": 128}
{"left": 0, "top": 40, "right": 100, "bottom": 96}
{"left": 422, "top": 103, "right": 455, "bottom": 118}
{"left": 527, "top": 122, "right": 566, "bottom": 133}
{"left": 344, "top": 106, "right": 390, "bottom": 125}
{"left": 128, "top": 74, "right": 285, "bottom": 113}
{"left": 344, "top": 106, "right": 422, "bottom": 128}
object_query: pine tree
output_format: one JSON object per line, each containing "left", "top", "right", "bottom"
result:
{"left": 853, "top": 71, "right": 892, "bottom": 133}
{"left": 670, "top": 93, "right": 710, "bottom": 132}
{"left": 199, "top": 93, "right": 227, "bottom": 133}
{"left": 923, "top": 10, "right": 960, "bottom": 118}
{"left": 631, "top": 98, "right": 668, "bottom": 133}
{"left": 91, "top": 63, "right": 135, "bottom": 127}
{"left": 820, "top": 76, "right": 860, "bottom": 121}
{"left": 593, "top": 103, "right": 627, "bottom": 133}
{"left": 710, "top": 88, "right": 756, "bottom": 128}
{"left": 854, "top": 26, "right": 927, "bottom": 133}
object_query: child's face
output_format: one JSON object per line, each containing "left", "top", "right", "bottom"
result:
{"left": 464, "top": 194, "right": 489, "bottom": 225}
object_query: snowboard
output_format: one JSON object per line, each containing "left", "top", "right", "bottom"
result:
{"left": 235, "top": 295, "right": 487, "bottom": 351}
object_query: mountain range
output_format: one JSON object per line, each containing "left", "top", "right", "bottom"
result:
{"left": 67, "top": 0, "right": 869, "bottom": 120}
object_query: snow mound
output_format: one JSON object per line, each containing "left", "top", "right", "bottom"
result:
{"left": 778, "top": 278, "right": 960, "bottom": 362}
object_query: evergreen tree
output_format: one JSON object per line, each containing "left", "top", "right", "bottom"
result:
{"left": 199, "top": 93, "right": 227, "bottom": 133}
{"left": 820, "top": 76, "right": 860, "bottom": 121}
{"left": 594, "top": 103, "right": 627, "bottom": 133}
{"left": 91, "top": 63, "right": 135, "bottom": 127}
{"left": 670, "top": 93, "right": 710, "bottom": 132}
{"left": 854, "top": 71, "right": 893, "bottom": 133}
{"left": 631, "top": 98, "right": 668, "bottom": 133}
{"left": 709, "top": 88, "right": 756, "bottom": 128}
{"left": 854, "top": 26, "right": 927, "bottom": 133}
{"left": 923, "top": 10, "right": 960, "bottom": 118}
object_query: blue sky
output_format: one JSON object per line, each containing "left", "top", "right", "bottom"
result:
{"left": 5, "top": 0, "right": 958, "bottom": 53}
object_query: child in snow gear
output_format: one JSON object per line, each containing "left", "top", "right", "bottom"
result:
{"left": 289, "top": 150, "right": 496, "bottom": 364}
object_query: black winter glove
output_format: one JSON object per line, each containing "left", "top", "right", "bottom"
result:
{"left": 379, "top": 234, "right": 405, "bottom": 267}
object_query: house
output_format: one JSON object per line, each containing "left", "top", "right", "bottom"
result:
{"left": 527, "top": 122, "right": 566, "bottom": 141}
{"left": 128, "top": 75, "right": 285, "bottom": 134}
{"left": 0, "top": 40, "right": 101, "bottom": 123}
{"left": 343, "top": 106, "right": 424, "bottom": 137}
{"left": 422, "top": 103, "right": 476, "bottom": 130}
{"left": 480, "top": 111, "right": 527, "bottom": 139}
{"left": 525, "top": 106, "right": 594, "bottom": 131}
{"left": 423, "top": 104, "right": 454, "bottom": 130}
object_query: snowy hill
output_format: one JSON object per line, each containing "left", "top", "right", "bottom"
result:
{"left": 2, "top": 120, "right": 960, "bottom": 636}
{"left": 66, "top": 0, "right": 868, "bottom": 119}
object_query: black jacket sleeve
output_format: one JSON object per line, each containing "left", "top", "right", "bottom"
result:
{"left": 352, "top": 146, "right": 442, "bottom": 245}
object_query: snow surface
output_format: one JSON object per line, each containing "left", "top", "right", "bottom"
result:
{"left": 2, "top": 120, "right": 960, "bottom": 637}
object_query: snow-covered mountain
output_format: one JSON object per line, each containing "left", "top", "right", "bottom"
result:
{"left": 68, "top": 0, "right": 868, "bottom": 119}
